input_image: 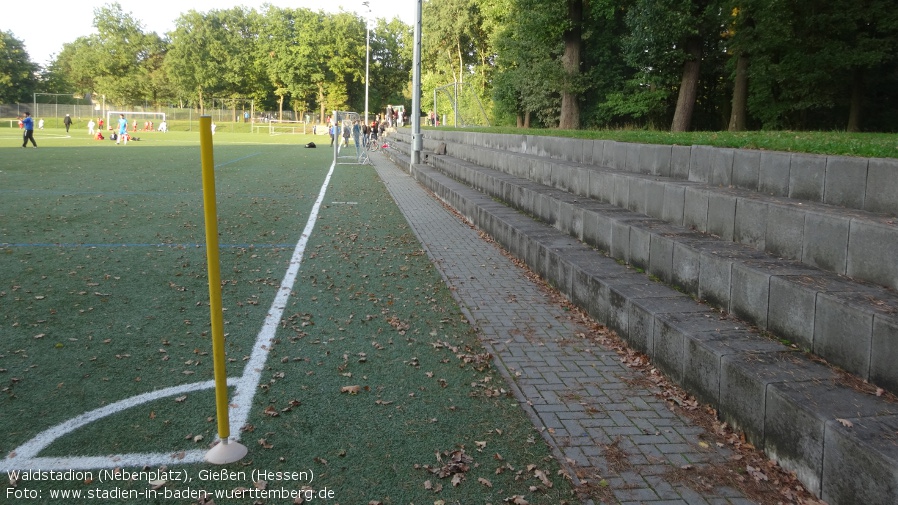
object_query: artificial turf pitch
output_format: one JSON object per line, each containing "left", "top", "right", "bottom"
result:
{"left": 0, "top": 128, "right": 577, "bottom": 504}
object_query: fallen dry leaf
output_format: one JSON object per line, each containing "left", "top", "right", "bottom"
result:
{"left": 836, "top": 418, "right": 854, "bottom": 428}
{"left": 533, "top": 468, "right": 552, "bottom": 488}
{"left": 341, "top": 385, "right": 361, "bottom": 394}
{"left": 478, "top": 477, "right": 492, "bottom": 488}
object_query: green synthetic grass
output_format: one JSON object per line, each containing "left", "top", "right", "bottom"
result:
{"left": 0, "top": 131, "right": 576, "bottom": 504}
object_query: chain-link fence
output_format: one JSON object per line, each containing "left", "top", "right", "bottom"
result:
{"left": 1, "top": 103, "right": 323, "bottom": 132}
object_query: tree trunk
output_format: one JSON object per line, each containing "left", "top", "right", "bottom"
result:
{"left": 524, "top": 111, "right": 530, "bottom": 128}
{"left": 198, "top": 88, "right": 205, "bottom": 115}
{"left": 558, "top": 0, "right": 583, "bottom": 130}
{"left": 728, "top": 53, "right": 749, "bottom": 131}
{"left": 847, "top": 69, "right": 863, "bottom": 132}
{"left": 517, "top": 114, "right": 523, "bottom": 128}
{"left": 671, "top": 37, "right": 702, "bottom": 132}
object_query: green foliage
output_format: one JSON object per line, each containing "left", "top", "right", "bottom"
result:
{"left": 0, "top": 30, "right": 38, "bottom": 103}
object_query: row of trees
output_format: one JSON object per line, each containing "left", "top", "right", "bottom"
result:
{"left": 488, "top": 0, "right": 898, "bottom": 131}
{"left": 1, "top": 3, "right": 412, "bottom": 122}
{"left": 3, "top": 0, "right": 898, "bottom": 131}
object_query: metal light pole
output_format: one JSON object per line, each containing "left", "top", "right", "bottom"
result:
{"left": 363, "top": 1, "right": 371, "bottom": 126}
{"left": 411, "top": 0, "right": 423, "bottom": 166}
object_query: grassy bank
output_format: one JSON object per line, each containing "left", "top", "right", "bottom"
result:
{"left": 446, "top": 126, "right": 898, "bottom": 160}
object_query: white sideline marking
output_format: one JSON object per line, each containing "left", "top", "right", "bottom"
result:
{"left": 0, "top": 160, "right": 337, "bottom": 472}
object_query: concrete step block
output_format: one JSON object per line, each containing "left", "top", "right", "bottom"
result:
{"left": 872, "top": 316, "right": 898, "bottom": 393}
{"left": 801, "top": 211, "right": 850, "bottom": 274}
{"left": 710, "top": 147, "right": 735, "bottom": 187}
{"left": 637, "top": 143, "right": 673, "bottom": 177}
{"left": 683, "top": 185, "right": 710, "bottom": 233}
{"left": 719, "top": 352, "right": 832, "bottom": 445}
{"left": 847, "top": 217, "right": 898, "bottom": 291}
{"left": 759, "top": 151, "right": 792, "bottom": 196}
{"left": 671, "top": 145, "right": 692, "bottom": 179}
{"left": 653, "top": 311, "right": 739, "bottom": 383}
{"left": 765, "top": 382, "right": 898, "bottom": 497}
{"left": 733, "top": 195, "right": 769, "bottom": 249}
{"left": 732, "top": 149, "right": 761, "bottom": 191}
{"left": 788, "top": 153, "right": 827, "bottom": 201}
{"left": 822, "top": 415, "right": 898, "bottom": 505}
{"left": 824, "top": 156, "right": 868, "bottom": 209}
{"left": 683, "top": 331, "right": 785, "bottom": 410}
{"left": 864, "top": 158, "right": 898, "bottom": 216}
{"left": 764, "top": 201, "right": 806, "bottom": 260}
{"left": 707, "top": 191, "right": 739, "bottom": 241}
{"left": 689, "top": 145, "right": 715, "bottom": 183}
{"left": 627, "top": 295, "right": 713, "bottom": 355}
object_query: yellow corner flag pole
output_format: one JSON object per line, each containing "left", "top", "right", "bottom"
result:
{"left": 199, "top": 115, "right": 248, "bottom": 464}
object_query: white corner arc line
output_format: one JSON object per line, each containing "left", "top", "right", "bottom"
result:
{"left": 0, "top": 160, "right": 337, "bottom": 472}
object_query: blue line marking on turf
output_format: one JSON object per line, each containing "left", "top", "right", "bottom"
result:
{"left": 216, "top": 152, "right": 262, "bottom": 169}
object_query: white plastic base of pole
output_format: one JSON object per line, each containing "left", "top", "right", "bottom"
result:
{"left": 204, "top": 438, "right": 248, "bottom": 464}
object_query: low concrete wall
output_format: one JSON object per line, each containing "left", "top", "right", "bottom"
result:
{"left": 416, "top": 129, "right": 898, "bottom": 217}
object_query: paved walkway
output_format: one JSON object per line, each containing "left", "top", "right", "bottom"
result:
{"left": 371, "top": 153, "right": 756, "bottom": 505}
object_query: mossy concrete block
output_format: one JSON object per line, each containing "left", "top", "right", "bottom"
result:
{"left": 612, "top": 172, "right": 631, "bottom": 208}
{"left": 662, "top": 183, "right": 688, "bottom": 226}
{"left": 652, "top": 311, "right": 731, "bottom": 383}
{"left": 732, "top": 149, "right": 761, "bottom": 191}
{"left": 644, "top": 178, "right": 667, "bottom": 219}
{"left": 767, "top": 273, "right": 853, "bottom": 351}
{"left": 766, "top": 382, "right": 898, "bottom": 497}
{"left": 698, "top": 245, "right": 735, "bottom": 309}
{"left": 683, "top": 186, "right": 710, "bottom": 232}
{"left": 788, "top": 153, "right": 826, "bottom": 202}
{"left": 706, "top": 191, "right": 738, "bottom": 241}
{"left": 709, "top": 147, "right": 735, "bottom": 187}
{"left": 759, "top": 151, "right": 791, "bottom": 196}
{"left": 689, "top": 145, "right": 714, "bottom": 183}
{"left": 734, "top": 196, "right": 768, "bottom": 249}
{"left": 589, "top": 170, "right": 614, "bottom": 203}
{"left": 591, "top": 140, "right": 607, "bottom": 168}
{"left": 765, "top": 202, "right": 806, "bottom": 260}
{"left": 863, "top": 158, "right": 898, "bottom": 216}
{"left": 871, "top": 315, "right": 898, "bottom": 394}
{"left": 847, "top": 218, "right": 898, "bottom": 291}
{"left": 824, "top": 155, "right": 868, "bottom": 209}
{"left": 813, "top": 291, "right": 876, "bottom": 381}
{"left": 580, "top": 203, "right": 619, "bottom": 251}
{"left": 628, "top": 295, "right": 714, "bottom": 356}
{"left": 719, "top": 352, "right": 831, "bottom": 445}
{"left": 821, "top": 415, "right": 898, "bottom": 505}
{"left": 671, "top": 145, "right": 692, "bottom": 180}
{"left": 627, "top": 177, "right": 648, "bottom": 214}
{"left": 801, "top": 211, "right": 850, "bottom": 274}
{"left": 639, "top": 143, "right": 673, "bottom": 177}
{"left": 684, "top": 331, "right": 784, "bottom": 410}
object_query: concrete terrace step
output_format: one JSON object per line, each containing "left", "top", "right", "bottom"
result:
{"left": 425, "top": 146, "right": 898, "bottom": 396}
{"left": 407, "top": 130, "right": 898, "bottom": 295}
{"left": 379, "top": 135, "right": 898, "bottom": 505}
{"left": 390, "top": 130, "right": 898, "bottom": 395}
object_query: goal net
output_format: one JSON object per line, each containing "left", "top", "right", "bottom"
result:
{"left": 268, "top": 120, "right": 308, "bottom": 135}
{"left": 105, "top": 111, "right": 166, "bottom": 131}
{"left": 332, "top": 111, "right": 364, "bottom": 165}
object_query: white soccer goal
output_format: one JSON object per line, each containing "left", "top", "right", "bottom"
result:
{"left": 332, "top": 111, "right": 366, "bottom": 165}
{"left": 268, "top": 119, "right": 308, "bottom": 135}
{"left": 105, "top": 111, "right": 166, "bottom": 131}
